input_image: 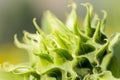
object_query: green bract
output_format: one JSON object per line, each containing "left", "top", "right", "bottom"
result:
{"left": 0, "top": 2, "right": 120, "bottom": 80}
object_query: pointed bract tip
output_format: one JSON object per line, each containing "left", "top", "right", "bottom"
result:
{"left": 68, "top": 2, "right": 77, "bottom": 10}
{"left": 80, "top": 3, "right": 93, "bottom": 12}
{"left": 101, "top": 10, "right": 107, "bottom": 17}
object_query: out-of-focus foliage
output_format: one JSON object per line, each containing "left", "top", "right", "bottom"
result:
{"left": 0, "top": 44, "right": 28, "bottom": 64}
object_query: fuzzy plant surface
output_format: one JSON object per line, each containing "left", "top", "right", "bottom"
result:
{"left": 0, "top": 2, "right": 120, "bottom": 80}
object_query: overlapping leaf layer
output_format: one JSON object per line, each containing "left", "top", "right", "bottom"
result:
{"left": 0, "top": 2, "right": 120, "bottom": 80}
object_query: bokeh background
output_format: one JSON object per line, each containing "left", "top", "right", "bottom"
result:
{"left": 0, "top": 0, "right": 120, "bottom": 64}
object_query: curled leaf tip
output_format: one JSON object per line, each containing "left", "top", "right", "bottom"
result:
{"left": 101, "top": 10, "right": 107, "bottom": 17}
{"left": 101, "top": 10, "right": 107, "bottom": 32}
{"left": 33, "top": 17, "right": 37, "bottom": 21}
{"left": 14, "top": 34, "right": 19, "bottom": 47}
{"left": 81, "top": 2, "right": 93, "bottom": 14}
{"left": 81, "top": 3, "right": 94, "bottom": 37}
{"left": 68, "top": 2, "right": 77, "bottom": 10}
{"left": 14, "top": 34, "right": 30, "bottom": 49}
{"left": 33, "top": 17, "right": 42, "bottom": 34}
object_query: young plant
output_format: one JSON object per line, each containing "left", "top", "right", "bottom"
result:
{"left": 0, "top": 2, "right": 120, "bottom": 80}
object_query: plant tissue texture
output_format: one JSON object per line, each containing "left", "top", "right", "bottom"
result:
{"left": 0, "top": 2, "right": 120, "bottom": 80}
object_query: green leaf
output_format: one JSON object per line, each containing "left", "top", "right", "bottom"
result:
{"left": 76, "top": 40, "right": 95, "bottom": 55}
{"left": 54, "top": 48, "right": 73, "bottom": 61}
{"left": 36, "top": 53, "right": 54, "bottom": 63}
{"left": 81, "top": 3, "right": 93, "bottom": 37}
{"left": 96, "top": 42, "right": 109, "bottom": 64}
{"left": 107, "top": 33, "right": 120, "bottom": 78}
{"left": 53, "top": 32, "right": 68, "bottom": 49}
{"left": 98, "top": 71, "right": 120, "bottom": 80}
{"left": 93, "top": 20, "right": 107, "bottom": 44}
{"left": 66, "top": 2, "right": 79, "bottom": 34}
{"left": 0, "top": 70, "right": 24, "bottom": 80}
{"left": 11, "top": 66, "right": 33, "bottom": 75}
{"left": 77, "top": 30, "right": 89, "bottom": 42}
{"left": 101, "top": 10, "right": 107, "bottom": 32}
{"left": 10, "top": 66, "right": 40, "bottom": 79}
{"left": 41, "top": 11, "right": 69, "bottom": 34}
{"left": 91, "top": 14, "right": 98, "bottom": 28}
{"left": 33, "top": 18, "right": 46, "bottom": 39}
{"left": 101, "top": 53, "right": 113, "bottom": 71}
{"left": 43, "top": 68, "right": 62, "bottom": 80}
{"left": 14, "top": 34, "right": 30, "bottom": 49}
{"left": 85, "top": 71, "right": 120, "bottom": 80}
{"left": 73, "top": 57, "right": 93, "bottom": 78}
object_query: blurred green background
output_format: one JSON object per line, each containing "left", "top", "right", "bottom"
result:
{"left": 0, "top": 0, "right": 120, "bottom": 64}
